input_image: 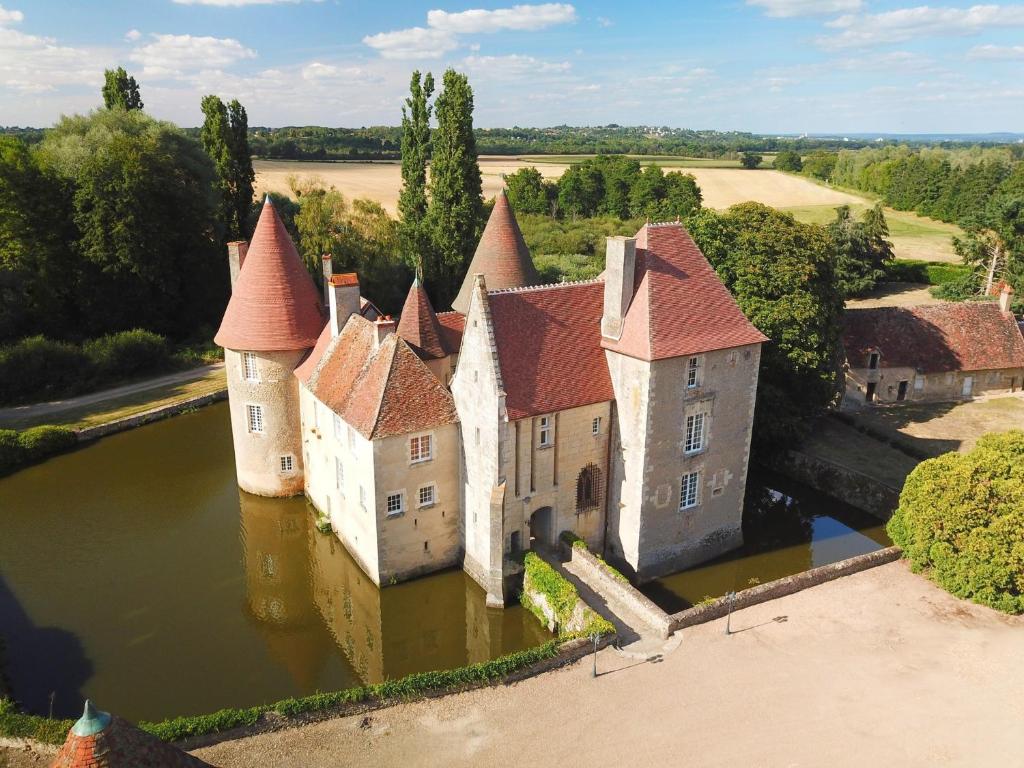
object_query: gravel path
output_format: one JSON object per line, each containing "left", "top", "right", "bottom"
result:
{"left": 194, "top": 561, "right": 1024, "bottom": 768}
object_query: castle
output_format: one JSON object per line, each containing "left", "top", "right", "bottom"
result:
{"left": 215, "top": 192, "right": 766, "bottom": 605}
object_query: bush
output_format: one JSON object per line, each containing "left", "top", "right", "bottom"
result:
{"left": 882, "top": 259, "right": 972, "bottom": 286}
{"left": 0, "top": 336, "right": 92, "bottom": 404}
{"left": 887, "top": 430, "right": 1024, "bottom": 614}
{"left": 17, "top": 425, "right": 77, "bottom": 461}
{"left": 522, "top": 551, "right": 614, "bottom": 637}
{"left": 930, "top": 273, "right": 980, "bottom": 301}
{"left": 84, "top": 330, "right": 172, "bottom": 379}
{"left": 0, "top": 430, "right": 25, "bottom": 475}
{"left": 0, "top": 698, "right": 75, "bottom": 745}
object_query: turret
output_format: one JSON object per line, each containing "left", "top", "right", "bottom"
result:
{"left": 215, "top": 197, "right": 326, "bottom": 496}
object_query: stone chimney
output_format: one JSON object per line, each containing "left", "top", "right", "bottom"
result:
{"left": 328, "top": 273, "right": 361, "bottom": 337}
{"left": 227, "top": 241, "right": 249, "bottom": 290}
{"left": 321, "top": 254, "right": 333, "bottom": 307}
{"left": 601, "top": 236, "right": 637, "bottom": 340}
{"left": 374, "top": 316, "right": 396, "bottom": 349}
{"left": 999, "top": 284, "right": 1014, "bottom": 314}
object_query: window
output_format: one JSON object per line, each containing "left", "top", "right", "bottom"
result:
{"left": 418, "top": 484, "right": 436, "bottom": 508}
{"left": 242, "top": 352, "right": 259, "bottom": 382}
{"left": 538, "top": 416, "right": 552, "bottom": 448}
{"left": 868, "top": 352, "right": 880, "bottom": 370}
{"left": 576, "top": 464, "right": 602, "bottom": 513}
{"left": 279, "top": 455, "right": 293, "bottom": 473}
{"left": 914, "top": 375, "right": 925, "bottom": 391}
{"left": 592, "top": 417, "right": 601, "bottom": 436}
{"left": 359, "top": 486, "right": 367, "bottom": 509}
{"left": 386, "top": 492, "right": 404, "bottom": 517}
{"left": 335, "top": 457, "right": 344, "bottom": 493}
{"left": 687, "top": 356, "right": 700, "bottom": 388}
{"left": 334, "top": 414, "right": 343, "bottom": 440}
{"left": 685, "top": 413, "right": 705, "bottom": 454}
{"left": 410, "top": 434, "right": 432, "bottom": 463}
{"left": 247, "top": 404, "right": 264, "bottom": 434}
{"left": 348, "top": 425, "right": 356, "bottom": 451}
{"left": 680, "top": 472, "right": 700, "bottom": 510}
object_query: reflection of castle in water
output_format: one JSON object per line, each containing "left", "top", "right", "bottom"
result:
{"left": 239, "top": 492, "right": 545, "bottom": 689}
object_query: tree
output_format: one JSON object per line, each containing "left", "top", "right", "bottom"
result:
{"left": 687, "top": 203, "right": 844, "bottom": 453}
{"left": 887, "top": 430, "right": 1024, "bottom": 614}
{"left": 773, "top": 150, "right": 803, "bottom": 172}
{"left": 102, "top": 67, "right": 143, "bottom": 111}
{"left": 557, "top": 162, "right": 603, "bottom": 218}
{"left": 200, "top": 95, "right": 232, "bottom": 239}
{"left": 802, "top": 151, "right": 837, "bottom": 181}
{"left": 227, "top": 99, "right": 255, "bottom": 239}
{"left": 426, "top": 69, "right": 483, "bottom": 308}
{"left": 739, "top": 152, "right": 762, "bottom": 170}
{"left": 505, "top": 167, "right": 550, "bottom": 215}
{"left": 398, "top": 71, "right": 435, "bottom": 275}
{"left": 828, "top": 203, "right": 894, "bottom": 298}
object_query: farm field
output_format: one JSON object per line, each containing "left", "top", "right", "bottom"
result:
{"left": 254, "top": 158, "right": 960, "bottom": 262}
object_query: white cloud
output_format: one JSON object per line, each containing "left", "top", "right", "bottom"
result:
{"left": 462, "top": 53, "right": 571, "bottom": 76}
{"left": 427, "top": 3, "right": 576, "bottom": 33}
{"left": 364, "top": 3, "right": 576, "bottom": 59}
{"left": 0, "top": 4, "right": 23, "bottom": 24}
{"left": 0, "top": 5, "right": 105, "bottom": 94}
{"left": 300, "top": 61, "right": 375, "bottom": 82}
{"left": 124, "top": 29, "right": 141, "bottom": 42}
{"left": 967, "top": 43, "right": 1024, "bottom": 58}
{"left": 129, "top": 33, "right": 256, "bottom": 79}
{"left": 818, "top": 4, "right": 1024, "bottom": 49}
{"left": 596, "top": 16, "right": 613, "bottom": 27}
{"left": 362, "top": 27, "right": 457, "bottom": 59}
{"left": 746, "top": 0, "right": 861, "bottom": 17}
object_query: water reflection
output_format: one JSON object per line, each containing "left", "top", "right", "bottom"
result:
{"left": 641, "top": 471, "right": 891, "bottom": 613}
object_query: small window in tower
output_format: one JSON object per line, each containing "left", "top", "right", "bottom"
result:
{"left": 359, "top": 485, "right": 367, "bottom": 509}
{"left": 247, "top": 404, "right": 264, "bottom": 434}
{"left": 539, "top": 416, "right": 553, "bottom": 448}
{"left": 335, "top": 456, "right": 344, "bottom": 494}
{"left": 348, "top": 425, "right": 356, "bottom": 452}
{"left": 685, "top": 413, "right": 705, "bottom": 454}
{"left": 679, "top": 471, "right": 700, "bottom": 510}
{"left": 242, "top": 352, "right": 259, "bottom": 382}
{"left": 386, "top": 492, "right": 404, "bottom": 517}
{"left": 418, "top": 484, "right": 436, "bottom": 508}
{"left": 279, "top": 455, "right": 294, "bottom": 473}
{"left": 592, "top": 417, "right": 601, "bottom": 436}
{"left": 687, "top": 356, "right": 700, "bottom": 388}
{"left": 334, "top": 414, "right": 343, "bottom": 440}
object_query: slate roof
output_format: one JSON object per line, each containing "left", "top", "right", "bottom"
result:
{"left": 488, "top": 281, "right": 614, "bottom": 420}
{"left": 601, "top": 223, "right": 768, "bottom": 361}
{"left": 215, "top": 198, "right": 325, "bottom": 351}
{"left": 396, "top": 278, "right": 448, "bottom": 359}
{"left": 452, "top": 190, "right": 539, "bottom": 314}
{"left": 843, "top": 302, "right": 1024, "bottom": 373}
{"left": 295, "top": 317, "right": 458, "bottom": 440}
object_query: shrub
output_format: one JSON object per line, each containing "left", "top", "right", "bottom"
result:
{"left": 0, "top": 335, "right": 92, "bottom": 404}
{"left": 84, "top": 329, "right": 172, "bottom": 379}
{"left": 930, "top": 273, "right": 981, "bottom": 301}
{"left": 887, "top": 430, "right": 1024, "bottom": 614}
{"left": 522, "top": 551, "right": 614, "bottom": 637}
{"left": 882, "top": 259, "right": 972, "bottom": 286}
{"left": 0, "top": 430, "right": 25, "bottom": 475}
{"left": 0, "top": 698, "right": 75, "bottom": 745}
{"left": 17, "top": 425, "right": 77, "bottom": 461}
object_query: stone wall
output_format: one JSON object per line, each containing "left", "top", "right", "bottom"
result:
{"left": 669, "top": 546, "right": 902, "bottom": 631}
{"left": 845, "top": 365, "right": 1024, "bottom": 407}
{"left": 766, "top": 450, "right": 899, "bottom": 521}
{"left": 75, "top": 389, "right": 227, "bottom": 442}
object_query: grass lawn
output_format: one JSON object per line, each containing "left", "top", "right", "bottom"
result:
{"left": 0, "top": 368, "right": 226, "bottom": 431}
{"left": 800, "top": 416, "right": 920, "bottom": 489}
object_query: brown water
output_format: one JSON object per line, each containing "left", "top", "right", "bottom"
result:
{"left": 641, "top": 472, "right": 892, "bottom": 613}
{"left": 0, "top": 402, "right": 548, "bottom": 722}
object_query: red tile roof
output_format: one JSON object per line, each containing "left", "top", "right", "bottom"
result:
{"left": 215, "top": 199, "right": 325, "bottom": 351}
{"left": 397, "top": 278, "right": 449, "bottom": 359}
{"left": 602, "top": 223, "right": 768, "bottom": 361}
{"left": 488, "top": 281, "right": 614, "bottom": 420}
{"left": 437, "top": 311, "right": 466, "bottom": 354}
{"left": 296, "top": 317, "right": 457, "bottom": 440}
{"left": 452, "top": 190, "right": 539, "bottom": 314}
{"left": 52, "top": 714, "right": 207, "bottom": 767}
{"left": 843, "top": 302, "right": 1024, "bottom": 372}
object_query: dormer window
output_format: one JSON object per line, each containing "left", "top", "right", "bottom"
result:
{"left": 868, "top": 352, "right": 880, "bottom": 370}
{"left": 687, "top": 356, "right": 701, "bottom": 388}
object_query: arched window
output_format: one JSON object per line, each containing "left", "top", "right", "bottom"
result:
{"left": 576, "top": 464, "right": 602, "bottom": 513}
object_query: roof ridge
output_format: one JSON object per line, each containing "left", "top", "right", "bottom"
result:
{"left": 487, "top": 277, "right": 603, "bottom": 295}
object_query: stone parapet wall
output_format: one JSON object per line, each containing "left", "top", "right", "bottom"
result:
{"left": 766, "top": 450, "right": 900, "bottom": 521}
{"left": 76, "top": 389, "right": 227, "bottom": 442}
{"left": 669, "top": 546, "right": 902, "bottom": 632}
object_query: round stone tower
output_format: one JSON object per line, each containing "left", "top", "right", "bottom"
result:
{"left": 215, "top": 198, "right": 325, "bottom": 497}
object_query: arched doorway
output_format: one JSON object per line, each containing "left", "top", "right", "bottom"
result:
{"left": 529, "top": 506, "right": 554, "bottom": 550}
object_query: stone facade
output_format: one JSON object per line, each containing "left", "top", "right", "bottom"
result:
{"left": 845, "top": 364, "right": 1023, "bottom": 406}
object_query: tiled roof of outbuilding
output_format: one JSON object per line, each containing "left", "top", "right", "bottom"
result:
{"left": 601, "top": 223, "right": 768, "bottom": 361}
{"left": 452, "top": 190, "right": 539, "bottom": 314}
{"left": 296, "top": 317, "right": 458, "bottom": 440}
{"left": 843, "top": 302, "right": 1024, "bottom": 372}
{"left": 488, "top": 281, "right": 614, "bottom": 420}
{"left": 215, "top": 199, "right": 325, "bottom": 351}
{"left": 397, "top": 278, "right": 449, "bottom": 359}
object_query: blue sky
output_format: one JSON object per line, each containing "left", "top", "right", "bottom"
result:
{"left": 2, "top": 0, "right": 1024, "bottom": 131}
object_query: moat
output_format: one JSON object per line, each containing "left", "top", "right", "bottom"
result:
{"left": 0, "top": 404, "right": 890, "bottom": 722}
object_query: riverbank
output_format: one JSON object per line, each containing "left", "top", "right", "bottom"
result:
{"left": 190, "top": 560, "right": 1023, "bottom": 768}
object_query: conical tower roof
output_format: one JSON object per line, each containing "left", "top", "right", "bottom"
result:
{"left": 215, "top": 198, "right": 325, "bottom": 351}
{"left": 397, "top": 278, "right": 448, "bottom": 359}
{"left": 51, "top": 700, "right": 210, "bottom": 767}
{"left": 452, "top": 189, "right": 538, "bottom": 314}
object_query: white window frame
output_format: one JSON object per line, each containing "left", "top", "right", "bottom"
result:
{"left": 334, "top": 413, "right": 344, "bottom": 440}
{"left": 279, "top": 454, "right": 294, "bottom": 473}
{"left": 592, "top": 417, "right": 601, "bottom": 436}
{"left": 686, "top": 356, "right": 700, "bottom": 389}
{"left": 359, "top": 485, "right": 367, "bottom": 509}
{"left": 679, "top": 471, "right": 700, "bottom": 510}
{"left": 538, "top": 416, "right": 553, "bottom": 448}
{"left": 684, "top": 412, "right": 706, "bottom": 454}
{"left": 348, "top": 425, "right": 356, "bottom": 452}
{"left": 410, "top": 433, "right": 433, "bottom": 463}
{"left": 417, "top": 483, "right": 437, "bottom": 508}
{"left": 246, "top": 403, "right": 264, "bottom": 434}
{"left": 386, "top": 491, "right": 405, "bottom": 517}
{"left": 242, "top": 352, "right": 259, "bottom": 382}
{"left": 335, "top": 456, "right": 344, "bottom": 495}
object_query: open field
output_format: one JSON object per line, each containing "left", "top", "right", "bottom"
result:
{"left": 520, "top": 154, "right": 758, "bottom": 168}
{"left": 845, "top": 282, "right": 946, "bottom": 309}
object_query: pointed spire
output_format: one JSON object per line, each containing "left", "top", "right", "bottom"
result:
{"left": 397, "top": 278, "right": 448, "bottom": 359}
{"left": 71, "top": 700, "right": 111, "bottom": 737}
{"left": 451, "top": 189, "right": 539, "bottom": 314}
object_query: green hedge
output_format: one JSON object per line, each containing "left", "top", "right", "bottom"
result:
{"left": 883, "top": 259, "right": 972, "bottom": 286}
{"left": 0, "top": 425, "right": 77, "bottom": 475}
{"left": 1, "top": 641, "right": 567, "bottom": 746}
{"left": 887, "top": 430, "right": 1024, "bottom": 614}
{"left": 522, "top": 552, "right": 615, "bottom": 638}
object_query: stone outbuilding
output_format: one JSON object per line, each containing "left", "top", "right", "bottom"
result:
{"left": 842, "top": 286, "right": 1024, "bottom": 406}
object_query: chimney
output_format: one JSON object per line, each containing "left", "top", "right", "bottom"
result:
{"left": 374, "top": 315, "right": 396, "bottom": 349}
{"left": 321, "top": 254, "right": 333, "bottom": 307}
{"left": 999, "top": 284, "right": 1014, "bottom": 314}
{"left": 601, "top": 236, "right": 637, "bottom": 340}
{"left": 227, "top": 241, "right": 249, "bottom": 290}
{"left": 328, "top": 273, "right": 361, "bottom": 337}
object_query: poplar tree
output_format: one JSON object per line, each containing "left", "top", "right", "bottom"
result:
{"left": 200, "top": 95, "right": 232, "bottom": 238}
{"left": 200, "top": 95, "right": 255, "bottom": 239}
{"left": 427, "top": 69, "right": 483, "bottom": 308}
{"left": 398, "top": 71, "right": 434, "bottom": 277}
{"left": 102, "top": 67, "right": 143, "bottom": 111}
